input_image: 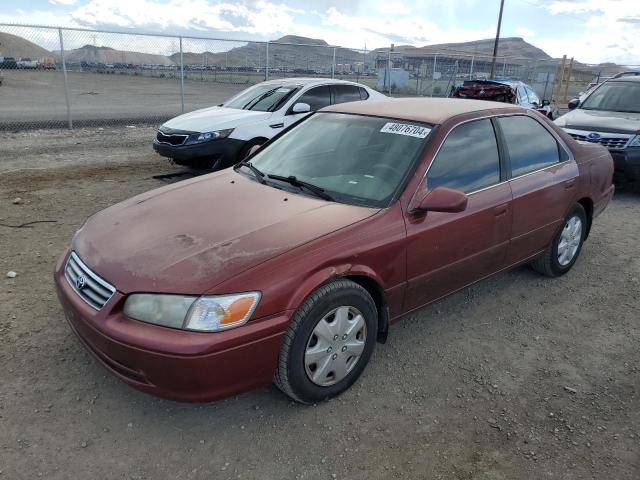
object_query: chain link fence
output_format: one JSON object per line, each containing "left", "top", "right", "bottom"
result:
{"left": 0, "top": 23, "right": 618, "bottom": 130}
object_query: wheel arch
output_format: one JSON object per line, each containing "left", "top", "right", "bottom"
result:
{"left": 286, "top": 266, "right": 390, "bottom": 344}
{"left": 576, "top": 196, "right": 594, "bottom": 239}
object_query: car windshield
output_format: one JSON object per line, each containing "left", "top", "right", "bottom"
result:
{"left": 581, "top": 82, "right": 640, "bottom": 113}
{"left": 223, "top": 84, "right": 300, "bottom": 112}
{"left": 248, "top": 113, "right": 431, "bottom": 208}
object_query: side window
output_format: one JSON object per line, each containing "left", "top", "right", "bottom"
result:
{"left": 295, "top": 85, "right": 331, "bottom": 111}
{"left": 497, "top": 116, "right": 560, "bottom": 177}
{"left": 427, "top": 119, "right": 501, "bottom": 193}
{"left": 359, "top": 87, "right": 369, "bottom": 100}
{"left": 334, "top": 85, "right": 362, "bottom": 104}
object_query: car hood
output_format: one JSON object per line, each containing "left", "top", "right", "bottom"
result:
{"left": 556, "top": 108, "right": 640, "bottom": 134}
{"left": 73, "top": 170, "right": 378, "bottom": 295}
{"left": 163, "top": 106, "right": 273, "bottom": 133}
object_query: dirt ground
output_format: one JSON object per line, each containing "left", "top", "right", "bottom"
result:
{"left": 0, "top": 70, "right": 248, "bottom": 128}
{"left": 0, "top": 127, "right": 639, "bottom": 480}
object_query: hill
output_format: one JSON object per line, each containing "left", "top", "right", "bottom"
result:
{"left": 378, "top": 37, "right": 552, "bottom": 61}
{"left": 171, "top": 35, "right": 363, "bottom": 71}
{"left": 58, "top": 44, "right": 175, "bottom": 65}
{"left": 0, "top": 31, "right": 51, "bottom": 59}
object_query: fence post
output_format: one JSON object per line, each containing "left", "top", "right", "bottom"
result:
{"left": 502, "top": 59, "right": 506, "bottom": 77}
{"left": 179, "top": 36, "right": 185, "bottom": 114}
{"left": 331, "top": 47, "right": 336, "bottom": 79}
{"left": 58, "top": 28, "right": 73, "bottom": 129}
{"left": 562, "top": 57, "right": 574, "bottom": 103}
{"left": 470, "top": 55, "right": 474, "bottom": 77}
{"left": 265, "top": 41, "right": 269, "bottom": 81}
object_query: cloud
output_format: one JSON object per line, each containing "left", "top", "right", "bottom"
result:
{"left": 49, "top": 0, "right": 79, "bottom": 5}
{"left": 533, "top": 0, "right": 640, "bottom": 63}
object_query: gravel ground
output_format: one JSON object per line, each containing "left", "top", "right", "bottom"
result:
{"left": 1, "top": 128, "right": 639, "bottom": 479}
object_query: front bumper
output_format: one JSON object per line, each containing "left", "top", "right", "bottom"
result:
{"left": 609, "top": 148, "right": 640, "bottom": 181}
{"left": 153, "top": 137, "right": 245, "bottom": 168}
{"left": 54, "top": 251, "right": 290, "bottom": 402}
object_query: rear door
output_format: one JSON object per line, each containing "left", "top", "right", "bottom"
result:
{"left": 404, "top": 118, "right": 512, "bottom": 310}
{"left": 496, "top": 114, "right": 578, "bottom": 265}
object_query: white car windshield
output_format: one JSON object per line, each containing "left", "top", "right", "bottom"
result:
{"left": 248, "top": 113, "right": 431, "bottom": 207}
{"left": 224, "top": 84, "right": 300, "bottom": 112}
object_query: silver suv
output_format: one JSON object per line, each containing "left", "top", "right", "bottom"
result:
{"left": 555, "top": 74, "right": 640, "bottom": 181}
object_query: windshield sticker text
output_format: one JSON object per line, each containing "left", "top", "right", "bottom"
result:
{"left": 380, "top": 123, "right": 430, "bottom": 138}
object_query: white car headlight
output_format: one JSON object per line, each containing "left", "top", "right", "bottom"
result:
{"left": 627, "top": 135, "right": 640, "bottom": 148}
{"left": 123, "top": 292, "right": 260, "bottom": 332}
{"left": 186, "top": 128, "right": 234, "bottom": 145}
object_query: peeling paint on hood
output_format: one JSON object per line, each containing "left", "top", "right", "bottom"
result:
{"left": 72, "top": 169, "right": 378, "bottom": 295}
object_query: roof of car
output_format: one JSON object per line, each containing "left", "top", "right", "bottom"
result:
{"left": 609, "top": 75, "right": 640, "bottom": 83}
{"left": 260, "top": 77, "right": 366, "bottom": 87}
{"left": 322, "top": 97, "right": 523, "bottom": 125}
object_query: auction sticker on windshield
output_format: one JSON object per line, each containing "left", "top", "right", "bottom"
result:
{"left": 380, "top": 123, "right": 431, "bottom": 138}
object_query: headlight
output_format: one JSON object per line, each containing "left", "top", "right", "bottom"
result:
{"left": 627, "top": 135, "right": 640, "bottom": 148}
{"left": 185, "top": 128, "right": 234, "bottom": 145}
{"left": 123, "top": 292, "right": 260, "bottom": 332}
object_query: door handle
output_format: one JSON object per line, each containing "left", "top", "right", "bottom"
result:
{"left": 564, "top": 178, "right": 577, "bottom": 190}
{"left": 493, "top": 204, "right": 509, "bottom": 217}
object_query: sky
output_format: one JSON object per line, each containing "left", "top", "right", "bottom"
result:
{"left": 0, "top": 0, "right": 638, "bottom": 64}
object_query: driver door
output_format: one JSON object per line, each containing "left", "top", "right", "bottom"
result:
{"left": 281, "top": 85, "right": 331, "bottom": 130}
{"left": 403, "top": 118, "right": 512, "bottom": 311}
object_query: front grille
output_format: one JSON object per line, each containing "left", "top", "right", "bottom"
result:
{"left": 568, "top": 133, "right": 629, "bottom": 149}
{"left": 65, "top": 252, "right": 116, "bottom": 310}
{"left": 156, "top": 130, "right": 189, "bottom": 146}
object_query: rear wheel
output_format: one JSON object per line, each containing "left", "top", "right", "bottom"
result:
{"left": 531, "top": 203, "right": 587, "bottom": 277}
{"left": 274, "top": 279, "right": 378, "bottom": 404}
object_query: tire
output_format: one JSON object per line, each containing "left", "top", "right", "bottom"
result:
{"left": 274, "top": 279, "right": 378, "bottom": 404}
{"left": 236, "top": 138, "right": 266, "bottom": 163}
{"left": 531, "top": 203, "right": 587, "bottom": 277}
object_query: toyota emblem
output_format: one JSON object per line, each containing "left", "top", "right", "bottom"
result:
{"left": 76, "top": 275, "right": 87, "bottom": 290}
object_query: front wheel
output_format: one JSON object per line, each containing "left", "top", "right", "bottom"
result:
{"left": 274, "top": 280, "right": 378, "bottom": 404}
{"left": 531, "top": 203, "right": 587, "bottom": 277}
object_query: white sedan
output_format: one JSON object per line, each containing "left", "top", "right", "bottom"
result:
{"left": 153, "top": 78, "right": 386, "bottom": 169}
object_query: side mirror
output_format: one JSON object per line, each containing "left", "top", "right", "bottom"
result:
{"left": 568, "top": 98, "right": 580, "bottom": 110}
{"left": 247, "top": 144, "right": 262, "bottom": 157}
{"left": 542, "top": 99, "right": 550, "bottom": 106}
{"left": 291, "top": 102, "right": 311, "bottom": 114}
{"left": 414, "top": 187, "right": 468, "bottom": 213}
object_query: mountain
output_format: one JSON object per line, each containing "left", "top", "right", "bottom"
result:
{"left": 377, "top": 37, "right": 552, "bottom": 62}
{"left": 58, "top": 44, "right": 175, "bottom": 65}
{"left": 171, "top": 35, "right": 365, "bottom": 70}
{"left": 0, "top": 31, "right": 51, "bottom": 59}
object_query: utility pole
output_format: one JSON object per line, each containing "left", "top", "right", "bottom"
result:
{"left": 490, "top": 0, "right": 505, "bottom": 78}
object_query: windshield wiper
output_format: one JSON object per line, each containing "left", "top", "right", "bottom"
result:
{"left": 235, "top": 161, "right": 266, "bottom": 184}
{"left": 267, "top": 174, "right": 334, "bottom": 201}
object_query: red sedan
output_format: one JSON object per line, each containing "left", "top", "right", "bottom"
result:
{"left": 54, "top": 98, "right": 614, "bottom": 403}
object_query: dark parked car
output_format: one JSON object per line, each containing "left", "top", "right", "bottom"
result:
{"left": 450, "top": 79, "right": 559, "bottom": 119}
{"left": 0, "top": 57, "right": 18, "bottom": 69}
{"left": 556, "top": 75, "right": 640, "bottom": 181}
{"left": 55, "top": 98, "right": 613, "bottom": 404}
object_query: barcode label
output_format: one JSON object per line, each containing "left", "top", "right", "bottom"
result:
{"left": 380, "top": 122, "right": 430, "bottom": 138}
